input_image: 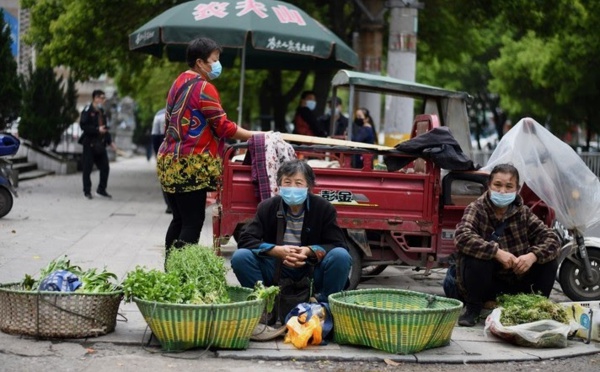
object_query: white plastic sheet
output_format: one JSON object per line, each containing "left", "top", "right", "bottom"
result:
{"left": 482, "top": 117, "right": 600, "bottom": 232}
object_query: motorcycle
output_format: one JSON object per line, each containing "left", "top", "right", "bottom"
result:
{"left": 555, "top": 222, "right": 600, "bottom": 301}
{"left": 0, "top": 133, "right": 20, "bottom": 218}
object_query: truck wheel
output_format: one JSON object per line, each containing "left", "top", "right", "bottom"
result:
{"left": 0, "top": 187, "right": 13, "bottom": 218}
{"left": 360, "top": 265, "right": 388, "bottom": 282}
{"left": 347, "top": 242, "right": 363, "bottom": 290}
{"left": 559, "top": 248, "right": 600, "bottom": 301}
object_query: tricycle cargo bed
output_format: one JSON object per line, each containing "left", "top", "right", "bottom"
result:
{"left": 215, "top": 143, "right": 445, "bottom": 246}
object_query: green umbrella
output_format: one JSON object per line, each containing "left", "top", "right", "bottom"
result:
{"left": 129, "top": 0, "right": 358, "bottom": 124}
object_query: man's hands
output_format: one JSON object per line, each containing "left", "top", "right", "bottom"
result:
{"left": 494, "top": 248, "right": 537, "bottom": 275}
{"left": 99, "top": 125, "right": 108, "bottom": 134}
{"left": 271, "top": 245, "right": 314, "bottom": 268}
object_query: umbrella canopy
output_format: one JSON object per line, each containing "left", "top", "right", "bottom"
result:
{"left": 129, "top": 0, "right": 358, "bottom": 70}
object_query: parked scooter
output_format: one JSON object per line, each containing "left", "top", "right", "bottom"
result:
{"left": 0, "top": 133, "right": 20, "bottom": 218}
{"left": 554, "top": 221, "right": 600, "bottom": 301}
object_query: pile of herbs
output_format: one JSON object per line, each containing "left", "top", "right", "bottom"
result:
{"left": 122, "top": 244, "right": 280, "bottom": 307}
{"left": 497, "top": 293, "right": 568, "bottom": 326}
{"left": 21, "top": 255, "right": 120, "bottom": 293}
{"left": 123, "top": 244, "right": 228, "bottom": 304}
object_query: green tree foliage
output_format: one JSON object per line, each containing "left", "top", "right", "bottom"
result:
{"left": 0, "top": 9, "right": 22, "bottom": 131}
{"left": 19, "top": 64, "right": 78, "bottom": 148}
{"left": 488, "top": 1, "right": 600, "bottom": 142}
{"left": 22, "top": 0, "right": 357, "bottom": 132}
{"left": 21, "top": 0, "right": 180, "bottom": 82}
{"left": 417, "top": 0, "right": 600, "bottom": 146}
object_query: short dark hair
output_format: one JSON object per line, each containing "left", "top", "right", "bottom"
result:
{"left": 186, "top": 37, "right": 222, "bottom": 67}
{"left": 300, "top": 90, "right": 315, "bottom": 100}
{"left": 92, "top": 90, "right": 105, "bottom": 99}
{"left": 327, "top": 96, "right": 342, "bottom": 107}
{"left": 276, "top": 160, "right": 316, "bottom": 189}
{"left": 488, "top": 163, "right": 520, "bottom": 186}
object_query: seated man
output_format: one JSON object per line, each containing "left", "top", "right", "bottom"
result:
{"left": 231, "top": 159, "right": 352, "bottom": 306}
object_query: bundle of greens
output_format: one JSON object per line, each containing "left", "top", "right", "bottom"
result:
{"left": 122, "top": 267, "right": 198, "bottom": 303}
{"left": 123, "top": 244, "right": 229, "bottom": 304}
{"left": 247, "top": 281, "right": 280, "bottom": 313}
{"left": 21, "top": 255, "right": 120, "bottom": 293}
{"left": 497, "top": 293, "right": 568, "bottom": 326}
{"left": 122, "top": 244, "right": 280, "bottom": 307}
{"left": 165, "top": 244, "right": 230, "bottom": 304}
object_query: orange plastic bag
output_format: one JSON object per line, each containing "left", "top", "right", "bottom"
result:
{"left": 284, "top": 304, "right": 328, "bottom": 349}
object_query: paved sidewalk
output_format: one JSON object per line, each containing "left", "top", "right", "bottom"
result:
{"left": 1, "top": 156, "right": 598, "bottom": 363}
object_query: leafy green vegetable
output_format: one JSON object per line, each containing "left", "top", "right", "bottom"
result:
{"left": 247, "top": 281, "right": 280, "bottom": 313}
{"left": 20, "top": 255, "right": 119, "bottom": 293}
{"left": 38, "top": 255, "right": 81, "bottom": 279}
{"left": 165, "top": 244, "right": 230, "bottom": 304}
{"left": 122, "top": 266, "right": 196, "bottom": 303}
{"left": 497, "top": 293, "right": 568, "bottom": 326}
{"left": 78, "top": 267, "right": 120, "bottom": 293}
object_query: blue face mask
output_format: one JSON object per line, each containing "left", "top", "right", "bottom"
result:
{"left": 208, "top": 61, "right": 222, "bottom": 80}
{"left": 306, "top": 100, "right": 316, "bottom": 111}
{"left": 279, "top": 187, "right": 308, "bottom": 206}
{"left": 489, "top": 191, "right": 516, "bottom": 207}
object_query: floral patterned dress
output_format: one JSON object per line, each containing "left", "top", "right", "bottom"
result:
{"left": 157, "top": 71, "right": 238, "bottom": 193}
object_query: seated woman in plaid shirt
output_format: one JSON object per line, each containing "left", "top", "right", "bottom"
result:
{"left": 454, "top": 163, "right": 560, "bottom": 327}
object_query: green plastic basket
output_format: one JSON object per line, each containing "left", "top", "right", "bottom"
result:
{"left": 329, "top": 288, "right": 463, "bottom": 354}
{"left": 134, "top": 286, "right": 264, "bottom": 351}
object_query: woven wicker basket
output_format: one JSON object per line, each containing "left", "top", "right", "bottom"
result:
{"left": 134, "top": 286, "right": 264, "bottom": 351}
{"left": 0, "top": 283, "right": 123, "bottom": 339}
{"left": 329, "top": 288, "right": 463, "bottom": 354}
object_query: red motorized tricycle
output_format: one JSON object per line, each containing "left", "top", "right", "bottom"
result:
{"left": 213, "top": 71, "right": 600, "bottom": 301}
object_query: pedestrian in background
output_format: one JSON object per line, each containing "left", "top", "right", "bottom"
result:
{"left": 293, "top": 90, "right": 326, "bottom": 137}
{"left": 156, "top": 37, "right": 256, "bottom": 261}
{"left": 79, "top": 89, "right": 112, "bottom": 200}
{"left": 318, "top": 97, "right": 349, "bottom": 138}
{"left": 351, "top": 107, "right": 377, "bottom": 168}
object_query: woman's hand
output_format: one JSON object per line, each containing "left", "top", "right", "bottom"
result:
{"left": 513, "top": 252, "right": 537, "bottom": 275}
{"left": 495, "top": 248, "right": 517, "bottom": 270}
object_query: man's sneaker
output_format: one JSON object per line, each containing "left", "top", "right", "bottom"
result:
{"left": 84, "top": 193, "right": 93, "bottom": 200}
{"left": 458, "top": 306, "right": 481, "bottom": 327}
{"left": 96, "top": 190, "right": 112, "bottom": 198}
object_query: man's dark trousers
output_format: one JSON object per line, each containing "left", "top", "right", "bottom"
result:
{"left": 82, "top": 145, "right": 109, "bottom": 194}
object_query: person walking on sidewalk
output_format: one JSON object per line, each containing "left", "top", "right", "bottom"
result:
{"left": 454, "top": 163, "right": 560, "bottom": 326}
{"left": 157, "top": 37, "right": 255, "bottom": 259}
{"left": 79, "top": 89, "right": 112, "bottom": 199}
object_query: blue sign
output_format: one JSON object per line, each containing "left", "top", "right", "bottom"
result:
{"left": 2, "top": 8, "right": 19, "bottom": 58}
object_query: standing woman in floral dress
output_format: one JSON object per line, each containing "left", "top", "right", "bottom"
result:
{"left": 157, "top": 37, "right": 256, "bottom": 261}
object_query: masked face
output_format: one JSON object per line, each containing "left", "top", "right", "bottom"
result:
{"left": 489, "top": 191, "right": 516, "bottom": 207}
{"left": 279, "top": 187, "right": 308, "bottom": 206}
{"left": 306, "top": 100, "right": 316, "bottom": 111}
{"left": 207, "top": 60, "right": 222, "bottom": 80}
{"left": 354, "top": 118, "right": 364, "bottom": 126}
{"left": 488, "top": 171, "right": 518, "bottom": 208}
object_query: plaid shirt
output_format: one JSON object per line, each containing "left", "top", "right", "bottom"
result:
{"left": 454, "top": 192, "right": 560, "bottom": 287}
